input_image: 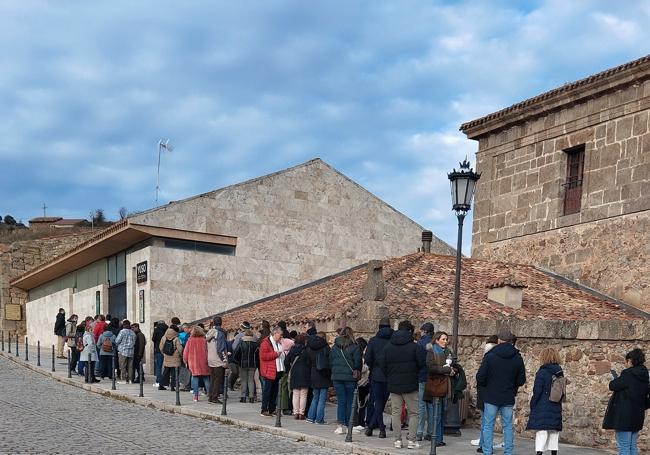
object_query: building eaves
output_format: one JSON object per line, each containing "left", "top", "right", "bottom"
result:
{"left": 460, "top": 54, "right": 650, "bottom": 139}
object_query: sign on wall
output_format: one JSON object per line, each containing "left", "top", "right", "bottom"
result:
{"left": 5, "top": 304, "right": 22, "bottom": 321}
{"left": 138, "top": 289, "right": 145, "bottom": 323}
{"left": 95, "top": 290, "right": 101, "bottom": 315}
{"left": 136, "top": 261, "right": 148, "bottom": 283}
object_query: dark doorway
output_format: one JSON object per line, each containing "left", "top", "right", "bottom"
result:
{"left": 108, "top": 283, "right": 127, "bottom": 321}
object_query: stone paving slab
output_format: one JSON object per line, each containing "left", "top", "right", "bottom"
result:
{"left": 0, "top": 346, "right": 614, "bottom": 455}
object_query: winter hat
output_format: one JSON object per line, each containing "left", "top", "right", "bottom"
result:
{"left": 240, "top": 321, "right": 251, "bottom": 330}
{"left": 497, "top": 328, "right": 514, "bottom": 343}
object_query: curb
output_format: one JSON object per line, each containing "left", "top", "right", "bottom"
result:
{"left": 0, "top": 351, "right": 391, "bottom": 455}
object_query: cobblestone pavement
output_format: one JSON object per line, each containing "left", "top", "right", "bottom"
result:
{"left": 0, "top": 355, "right": 343, "bottom": 455}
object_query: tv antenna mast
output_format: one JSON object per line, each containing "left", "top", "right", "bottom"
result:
{"left": 156, "top": 139, "right": 174, "bottom": 204}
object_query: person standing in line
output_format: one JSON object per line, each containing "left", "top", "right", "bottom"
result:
{"left": 278, "top": 321, "right": 295, "bottom": 416}
{"left": 72, "top": 320, "right": 86, "bottom": 374}
{"left": 64, "top": 314, "right": 78, "bottom": 368}
{"left": 259, "top": 326, "right": 285, "bottom": 417}
{"left": 233, "top": 328, "right": 259, "bottom": 403}
{"left": 476, "top": 328, "right": 526, "bottom": 455}
{"left": 232, "top": 321, "right": 256, "bottom": 351}
{"left": 381, "top": 320, "right": 425, "bottom": 450}
{"left": 97, "top": 325, "right": 117, "bottom": 379}
{"left": 430, "top": 331, "right": 453, "bottom": 447}
{"left": 471, "top": 335, "right": 499, "bottom": 453}
{"left": 285, "top": 333, "right": 310, "bottom": 419}
{"left": 526, "top": 347, "right": 564, "bottom": 455}
{"left": 354, "top": 337, "right": 371, "bottom": 431}
{"left": 603, "top": 348, "right": 649, "bottom": 455}
{"left": 158, "top": 325, "right": 182, "bottom": 390}
{"left": 206, "top": 317, "right": 228, "bottom": 404}
{"left": 151, "top": 320, "right": 168, "bottom": 387}
{"left": 183, "top": 325, "right": 211, "bottom": 402}
{"left": 54, "top": 308, "right": 66, "bottom": 358}
{"left": 115, "top": 320, "right": 136, "bottom": 384}
{"left": 330, "top": 326, "right": 362, "bottom": 435}
{"left": 416, "top": 322, "right": 435, "bottom": 442}
{"left": 80, "top": 323, "right": 99, "bottom": 383}
{"left": 364, "top": 317, "right": 393, "bottom": 439}
{"left": 132, "top": 323, "right": 147, "bottom": 383}
{"left": 305, "top": 331, "right": 331, "bottom": 424}
{"left": 92, "top": 314, "right": 107, "bottom": 342}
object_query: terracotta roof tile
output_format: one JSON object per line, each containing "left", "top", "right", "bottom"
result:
{"left": 211, "top": 253, "right": 643, "bottom": 331}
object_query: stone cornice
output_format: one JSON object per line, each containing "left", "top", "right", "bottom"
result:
{"left": 460, "top": 55, "right": 650, "bottom": 139}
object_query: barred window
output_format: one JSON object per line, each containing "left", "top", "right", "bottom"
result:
{"left": 562, "top": 144, "right": 585, "bottom": 216}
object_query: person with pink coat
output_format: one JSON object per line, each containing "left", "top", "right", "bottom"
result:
{"left": 183, "top": 326, "right": 211, "bottom": 402}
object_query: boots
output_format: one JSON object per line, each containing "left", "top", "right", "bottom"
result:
{"left": 249, "top": 397, "right": 256, "bottom": 403}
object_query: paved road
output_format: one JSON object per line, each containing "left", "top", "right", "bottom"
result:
{"left": 0, "top": 355, "right": 342, "bottom": 455}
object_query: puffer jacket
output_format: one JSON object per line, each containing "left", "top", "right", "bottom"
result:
{"left": 526, "top": 363, "right": 563, "bottom": 431}
{"left": 476, "top": 342, "right": 526, "bottom": 407}
{"left": 381, "top": 329, "right": 424, "bottom": 394}
{"left": 205, "top": 327, "right": 227, "bottom": 368}
{"left": 364, "top": 326, "right": 393, "bottom": 383}
{"left": 159, "top": 328, "right": 183, "bottom": 368}
{"left": 233, "top": 335, "right": 258, "bottom": 369}
{"left": 259, "top": 336, "right": 280, "bottom": 380}
{"left": 97, "top": 330, "right": 117, "bottom": 356}
{"left": 306, "top": 335, "right": 332, "bottom": 389}
{"left": 81, "top": 331, "right": 98, "bottom": 362}
{"left": 330, "top": 337, "right": 362, "bottom": 382}
{"left": 603, "top": 364, "right": 649, "bottom": 432}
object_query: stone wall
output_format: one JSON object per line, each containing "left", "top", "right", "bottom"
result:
{"left": 469, "top": 76, "right": 650, "bottom": 313}
{"left": 0, "top": 230, "right": 98, "bottom": 337}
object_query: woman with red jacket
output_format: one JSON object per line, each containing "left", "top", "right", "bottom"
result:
{"left": 259, "top": 326, "right": 286, "bottom": 416}
{"left": 183, "top": 326, "right": 211, "bottom": 402}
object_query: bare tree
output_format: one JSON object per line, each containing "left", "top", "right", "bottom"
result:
{"left": 118, "top": 207, "right": 128, "bottom": 220}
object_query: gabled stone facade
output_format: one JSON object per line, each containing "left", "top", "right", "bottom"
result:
{"left": 461, "top": 55, "right": 650, "bottom": 313}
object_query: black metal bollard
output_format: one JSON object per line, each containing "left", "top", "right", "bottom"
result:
{"left": 139, "top": 363, "right": 144, "bottom": 397}
{"left": 112, "top": 355, "right": 116, "bottom": 390}
{"left": 51, "top": 345, "right": 55, "bottom": 372}
{"left": 85, "top": 351, "right": 90, "bottom": 383}
{"left": 7, "top": 333, "right": 11, "bottom": 354}
{"left": 345, "top": 385, "right": 360, "bottom": 442}
{"left": 274, "top": 374, "right": 282, "bottom": 428}
{"left": 429, "top": 397, "right": 439, "bottom": 455}
{"left": 221, "top": 369, "right": 229, "bottom": 415}
{"left": 15, "top": 334, "right": 19, "bottom": 357}
{"left": 1, "top": 330, "right": 4, "bottom": 351}
{"left": 67, "top": 350, "right": 71, "bottom": 378}
{"left": 25, "top": 337, "right": 29, "bottom": 361}
{"left": 175, "top": 367, "right": 181, "bottom": 405}
{"left": 37, "top": 341, "right": 41, "bottom": 366}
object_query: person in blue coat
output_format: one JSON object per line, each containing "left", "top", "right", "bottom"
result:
{"left": 526, "top": 348, "right": 564, "bottom": 455}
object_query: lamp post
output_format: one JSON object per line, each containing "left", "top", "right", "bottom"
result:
{"left": 445, "top": 158, "right": 480, "bottom": 436}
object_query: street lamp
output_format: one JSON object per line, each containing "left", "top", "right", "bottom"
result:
{"left": 443, "top": 158, "right": 480, "bottom": 439}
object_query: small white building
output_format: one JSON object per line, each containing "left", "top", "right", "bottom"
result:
{"left": 11, "top": 159, "right": 453, "bottom": 359}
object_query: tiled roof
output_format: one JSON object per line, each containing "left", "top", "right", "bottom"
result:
{"left": 460, "top": 54, "right": 650, "bottom": 134}
{"left": 211, "top": 253, "right": 643, "bottom": 331}
{"left": 51, "top": 219, "right": 86, "bottom": 226}
{"left": 29, "top": 217, "right": 63, "bottom": 223}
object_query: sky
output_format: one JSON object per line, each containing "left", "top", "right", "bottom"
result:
{"left": 1, "top": 1, "right": 649, "bottom": 253}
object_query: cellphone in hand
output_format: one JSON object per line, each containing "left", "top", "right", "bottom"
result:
{"left": 610, "top": 369, "right": 618, "bottom": 379}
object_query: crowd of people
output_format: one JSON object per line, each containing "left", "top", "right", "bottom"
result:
{"left": 55, "top": 308, "right": 649, "bottom": 454}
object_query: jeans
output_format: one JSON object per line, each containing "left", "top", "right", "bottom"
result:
{"left": 154, "top": 351, "right": 163, "bottom": 383}
{"left": 368, "top": 380, "right": 390, "bottom": 430}
{"left": 191, "top": 375, "right": 211, "bottom": 396}
{"left": 307, "top": 388, "right": 328, "bottom": 423}
{"left": 436, "top": 396, "right": 447, "bottom": 443}
{"left": 416, "top": 381, "right": 434, "bottom": 438}
{"left": 333, "top": 381, "right": 356, "bottom": 426}
{"left": 239, "top": 367, "right": 256, "bottom": 399}
{"left": 615, "top": 431, "right": 639, "bottom": 455}
{"left": 482, "top": 403, "right": 514, "bottom": 455}
{"left": 261, "top": 374, "right": 281, "bottom": 413}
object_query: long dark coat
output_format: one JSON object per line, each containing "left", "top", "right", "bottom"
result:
{"left": 286, "top": 343, "right": 310, "bottom": 389}
{"left": 306, "top": 335, "right": 332, "bottom": 389}
{"left": 602, "top": 364, "right": 649, "bottom": 432}
{"left": 526, "top": 363, "right": 563, "bottom": 431}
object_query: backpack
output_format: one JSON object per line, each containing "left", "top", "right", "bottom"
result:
{"left": 75, "top": 335, "right": 84, "bottom": 353}
{"left": 549, "top": 373, "right": 569, "bottom": 403}
{"left": 101, "top": 338, "right": 113, "bottom": 353}
{"left": 162, "top": 338, "right": 176, "bottom": 356}
{"left": 316, "top": 348, "right": 330, "bottom": 372}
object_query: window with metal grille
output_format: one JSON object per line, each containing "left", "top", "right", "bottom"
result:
{"left": 562, "top": 145, "right": 585, "bottom": 215}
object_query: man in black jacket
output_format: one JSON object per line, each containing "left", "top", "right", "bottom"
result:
{"left": 151, "top": 320, "right": 168, "bottom": 387}
{"left": 476, "top": 328, "right": 526, "bottom": 455}
{"left": 381, "top": 320, "right": 425, "bottom": 449}
{"left": 54, "top": 308, "right": 66, "bottom": 358}
{"left": 364, "top": 317, "right": 393, "bottom": 438}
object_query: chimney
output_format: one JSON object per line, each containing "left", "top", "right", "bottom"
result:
{"left": 421, "top": 230, "right": 433, "bottom": 253}
{"left": 487, "top": 276, "right": 527, "bottom": 309}
{"left": 363, "top": 260, "right": 387, "bottom": 301}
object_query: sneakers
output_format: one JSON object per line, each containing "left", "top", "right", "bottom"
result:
{"left": 192, "top": 395, "right": 199, "bottom": 402}
{"left": 407, "top": 441, "right": 420, "bottom": 450}
{"left": 471, "top": 439, "right": 480, "bottom": 446}
{"left": 117, "top": 380, "right": 126, "bottom": 385}
{"left": 305, "top": 418, "right": 315, "bottom": 423}
{"left": 260, "top": 411, "right": 272, "bottom": 417}
{"left": 334, "top": 425, "right": 345, "bottom": 434}
{"left": 394, "top": 440, "right": 402, "bottom": 449}
{"left": 353, "top": 425, "right": 365, "bottom": 431}
{"left": 153, "top": 382, "right": 159, "bottom": 388}
{"left": 494, "top": 441, "right": 505, "bottom": 449}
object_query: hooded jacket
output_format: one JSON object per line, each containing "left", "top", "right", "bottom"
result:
{"left": 476, "top": 342, "right": 526, "bottom": 407}
{"left": 381, "top": 330, "right": 425, "bottom": 394}
{"left": 205, "top": 327, "right": 228, "bottom": 368}
{"left": 330, "top": 337, "right": 362, "bottom": 383}
{"left": 54, "top": 313, "right": 66, "bottom": 336}
{"left": 159, "top": 328, "right": 183, "bottom": 368}
{"left": 602, "top": 364, "right": 649, "bottom": 432}
{"left": 364, "top": 326, "right": 393, "bottom": 383}
{"left": 306, "top": 335, "right": 332, "bottom": 389}
{"left": 526, "top": 363, "right": 563, "bottom": 431}
{"left": 417, "top": 333, "right": 433, "bottom": 382}
{"left": 97, "top": 330, "right": 117, "bottom": 356}
{"left": 152, "top": 322, "right": 168, "bottom": 353}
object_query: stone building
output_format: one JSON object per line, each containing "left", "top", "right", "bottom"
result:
{"left": 206, "top": 251, "right": 650, "bottom": 452}
{"left": 10, "top": 158, "right": 453, "bottom": 350}
{"left": 460, "top": 55, "right": 650, "bottom": 313}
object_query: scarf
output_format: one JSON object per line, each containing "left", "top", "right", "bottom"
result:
{"left": 270, "top": 336, "right": 285, "bottom": 372}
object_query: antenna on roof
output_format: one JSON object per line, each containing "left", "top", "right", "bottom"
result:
{"left": 42, "top": 203, "right": 47, "bottom": 217}
{"left": 156, "top": 139, "right": 174, "bottom": 204}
